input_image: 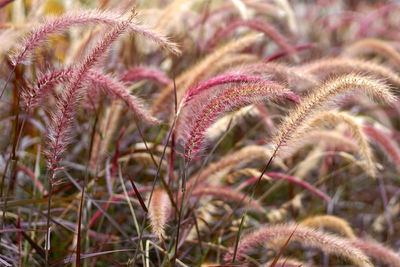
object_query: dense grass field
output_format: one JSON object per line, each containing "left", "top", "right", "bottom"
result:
{"left": 1, "top": 0, "right": 400, "bottom": 266}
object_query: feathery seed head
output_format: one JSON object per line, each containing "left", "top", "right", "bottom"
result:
{"left": 273, "top": 74, "right": 396, "bottom": 158}
{"left": 148, "top": 189, "right": 171, "bottom": 239}
{"left": 178, "top": 79, "right": 297, "bottom": 158}
{"left": 224, "top": 223, "right": 372, "bottom": 266}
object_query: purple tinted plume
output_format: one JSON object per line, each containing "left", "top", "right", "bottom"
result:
{"left": 205, "top": 18, "right": 297, "bottom": 59}
{"left": 120, "top": 67, "right": 170, "bottom": 86}
{"left": 87, "top": 71, "right": 159, "bottom": 124}
{"left": 46, "top": 12, "right": 134, "bottom": 183}
{"left": 177, "top": 78, "right": 298, "bottom": 158}
{"left": 11, "top": 9, "right": 179, "bottom": 67}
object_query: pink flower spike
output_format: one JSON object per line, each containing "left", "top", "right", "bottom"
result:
{"left": 205, "top": 18, "right": 297, "bottom": 60}
{"left": 266, "top": 172, "right": 331, "bottom": 202}
{"left": 182, "top": 73, "right": 270, "bottom": 105}
{"left": 264, "top": 43, "right": 316, "bottom": 62}
{"left": 87, "top": 71, "right": 159, "bottom": 124}
{"left": 22, "top": 68, "right": 73, "bottom": 111}
{"left": 224, "top": 223, "right": 372, "bottom": 266}
{"left": 11, "top": 9, "right": 180, "bottom": 66}
{"left": 363, "top": 124, "right": 400, "bottom": 172}
{"left": 120, "top": 67, "right": 171, "bottom": 86}
{"left": 237, "top": 173, "right": 330, "bottom": 202}
{"left": 46, "top": 12, "right": 135, "bottom": 183}
{"left": 177, "top": 80, "right": 298, "bottom": 158}
{"left": 12, "top": 10, "right": 127, "bottom": 66}
{"left": 191, "top": 186, "right": 264, "bottom": 212}
{"left": 351, "top": 238, "right": 400, "bottom": 267}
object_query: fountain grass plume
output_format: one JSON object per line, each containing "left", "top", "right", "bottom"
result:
{"left": 87, "top": 71, "right": 159, "bottom": 124}
{"left": 22, "top": 67, "right": 73, "bottom": 111}
{"left": 363, "top": 124, "right": 400, "bottom": 172}
{"left": 224, "top": 223, "right": 372, "bottom": 266}
{"left": 300, "top": 215, "right": 356, "bottom": 238}
{"left": 306, "top": 111, "right": 376, "bottom": 177}
{"left": 186, "top": 145, "right": 287, "bottom": 193}
{"left": 11, "top": 9, "right": 179, "bottom": 67}
{"left": 151, "top": 33, "right": 263, "bottom": 116}
{"left": 178, "top": 79, "right": 299, "bottom": 159}
{"left": 120, "top": 66, "right": 171, "bottom": 86}
{"left": 351, "top": 238, "right": 400, "bottom": 267}
{"left": 46, "top": 11, "right": 136, "bottom": 182}
{"left": 191, "top": 185, "right": 264, "bottom": 212}
{"left": 273, "top": 74, "right": 396, "bottom": 158}
{"left": 22, "top": 67, "right": 158, "bottom": 124}
{"left": 343, "top": 38, "right": 400, "bottom": 67}
{"left": 301, "top": 58, "right": 400, "bottom": 88}
{"left": 148, "top": 189, "right": 171, "bottom": 240}
{"left": 206, "top": 18, "right": 297, "bottom": 61}
{"left": 182, "top": 73, "right": 278, "bottom": 106}
{"left": 280, "top": 130, "right": 360, "bottom": 159}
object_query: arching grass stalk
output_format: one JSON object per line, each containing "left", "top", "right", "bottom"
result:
{"left": 173, "top": 151, "right": 191, "bottom": 266}
{"left": 131, "top": 76, "right": 180, "bottom": 266}
{"left": 231, "top": 148, "right": 277, "bottom": 263}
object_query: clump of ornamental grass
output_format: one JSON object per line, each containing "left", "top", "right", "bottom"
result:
{"left": 46, "top": 10, "right": 136, "bottom": 184}
{"left": 43, "top": 11, "right": 138, "bottom": 260}
{"left": 2, "top": 1, "right": 400, "bottom": 266}
{"left": 11, "top": 6, "right": 179, "bottom": 264}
